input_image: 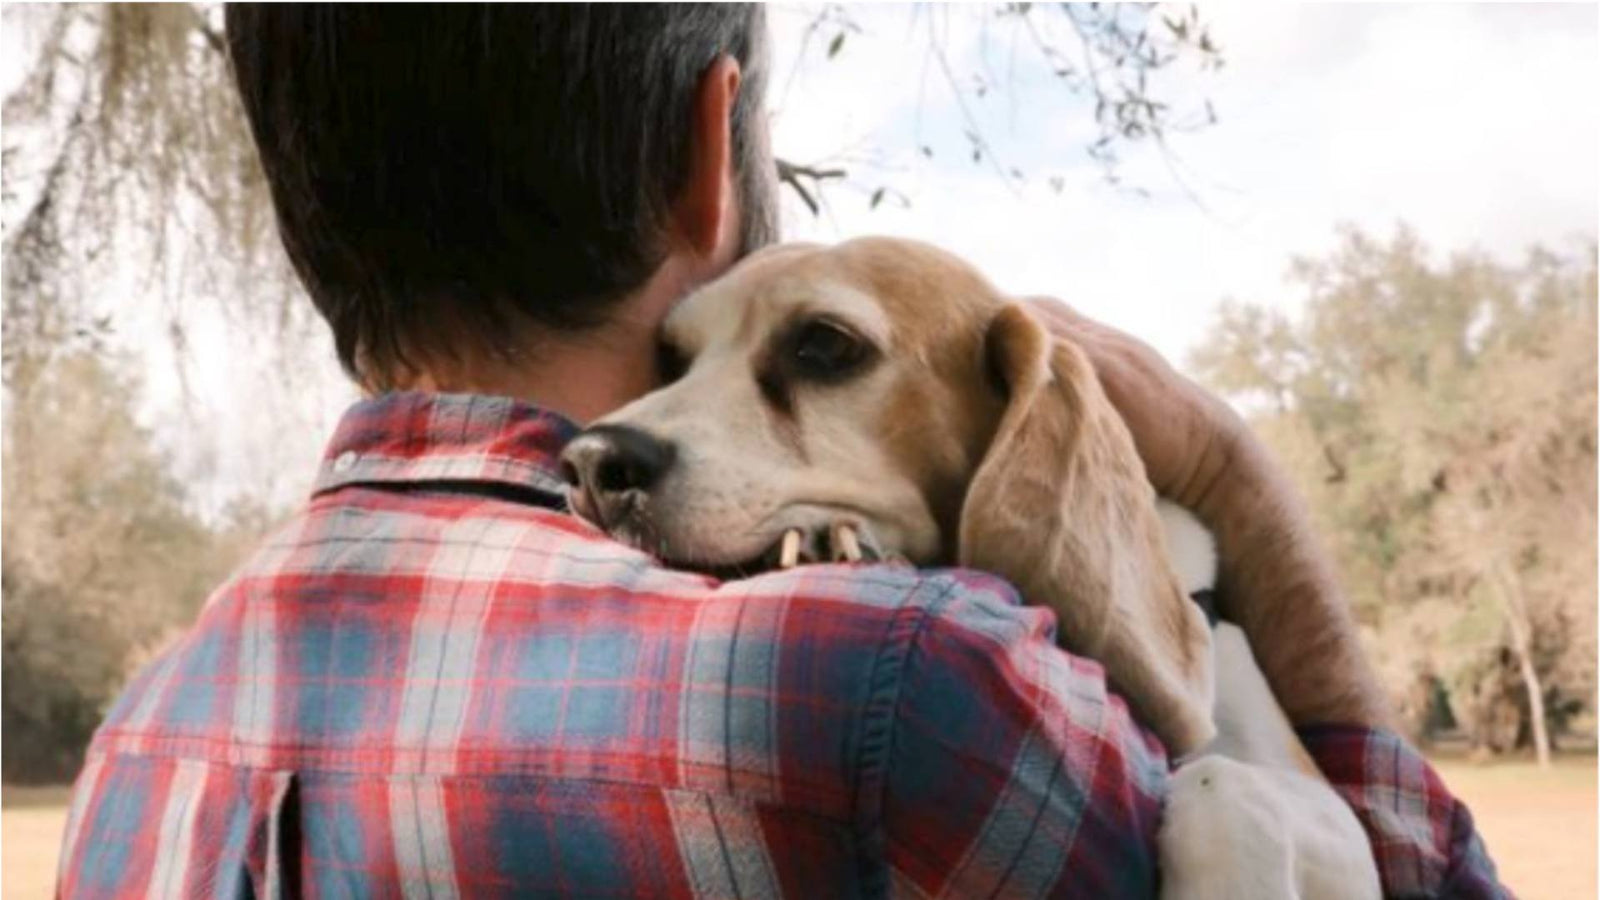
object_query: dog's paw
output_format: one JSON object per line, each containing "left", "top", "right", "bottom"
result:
{"left": 1159, "top": 757, "right": 1297, "bottom": 900}
{"left": 1159, "top": 756, "right": 1380, "bottom": 900}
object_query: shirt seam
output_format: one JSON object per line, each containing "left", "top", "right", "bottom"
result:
{"left": 85, "top": 736, "right": 836, "bottom": 790}
{"left": 78, "top": 748, "right": 860, "bottom": 829}
{"left": 313, "top": 453, "right": 569, "bottom": 497}
{"left": 850, "top": 574, "right": 963, "bottom": 896}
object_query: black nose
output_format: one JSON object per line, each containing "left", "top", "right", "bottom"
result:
{"left": 560, "top": 424, "right": 677, "bottom": 497}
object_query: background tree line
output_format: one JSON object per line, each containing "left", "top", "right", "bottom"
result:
{"left": 1192, "top": 228, "right": 1597, "bottom": 763}
{"left": 2, "top": 351, "right": 272, "bottom": 780}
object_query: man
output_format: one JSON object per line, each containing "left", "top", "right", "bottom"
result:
{"left": 58, "top": 6, "right": 1504, "bottom": 898}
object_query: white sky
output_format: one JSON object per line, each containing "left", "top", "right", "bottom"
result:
{"left": 767, "top": 3, "right": 1598, "bottom": 363}
{"left": 4, "top": 3, "right": 1597, "bottom": 514}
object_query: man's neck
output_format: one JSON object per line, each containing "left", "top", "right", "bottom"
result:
{"left": 395, "top": 253, "right": 708, "bottom": 424}
{"left": 457, "top": 317, "right": 661, "bottom": 425}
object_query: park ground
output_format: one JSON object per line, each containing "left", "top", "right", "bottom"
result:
{"left": 2, "top": 754, "right": 1594, "bottom": 898}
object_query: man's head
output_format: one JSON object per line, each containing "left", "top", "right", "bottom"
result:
{"left": 226, "top": 4, "right": 776, "bottom": 391}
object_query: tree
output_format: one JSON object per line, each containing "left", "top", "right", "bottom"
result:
{"left": 3, "top": 5, "right": 318, "bottom": 395}
{"left": 1191, "top": 227, "right": 1597, "bottom": 764}
{"left": 1, "top": 347, "right": 261, "bottom": 781}
{"left": 777, "top": 4, "right": 1223, "bottom": 210}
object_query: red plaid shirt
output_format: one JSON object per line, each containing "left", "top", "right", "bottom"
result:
{"left": 59, "top": 392, "right": 1505, "bottom": 898}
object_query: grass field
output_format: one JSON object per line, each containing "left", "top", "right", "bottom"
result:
{"left": 4, "top": 756, "right": 1594, "bottom": 898}
{"left": 2, "top": 784, "right": 71, "bottom": 900}
{"left": 1430, "top": 754, "right": 1597, "bottom": 900}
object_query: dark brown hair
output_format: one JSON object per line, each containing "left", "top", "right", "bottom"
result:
{"left": 225, "top": 4, "right": 776, "bottom": 387}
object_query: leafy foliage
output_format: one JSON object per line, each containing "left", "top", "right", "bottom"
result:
{"left": 1191, "top": 227, "right": 1598, "bottom": 754}
{"left": 776, "top": 3, "right": 1226, "bottom": 207}
{"left": 3, "top": 4, "right": 294, "bottom": 358}
{"left": 1, "top": 350, "right": 266, "bottom": 781}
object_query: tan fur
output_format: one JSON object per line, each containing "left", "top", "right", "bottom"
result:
{"left": 958, "top": 304, "right": 1215, "bottom": 753}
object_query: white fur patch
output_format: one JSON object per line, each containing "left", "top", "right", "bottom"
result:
{"left": 1156, "top": 500, "right": 1218, "bottom": 595}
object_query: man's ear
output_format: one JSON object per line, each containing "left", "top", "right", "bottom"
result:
{"left": 959, "top": 303, "right": 1216, "bottom": 755}
{"left": 673, "top": 55, "right": 741, "bottom": 262}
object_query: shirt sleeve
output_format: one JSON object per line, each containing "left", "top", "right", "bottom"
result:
{"left": 1299, "top": 725, "right": 1511, "bottom": 899}
{"left": 867, "top": 571, "right": 1169, "bottom": 899}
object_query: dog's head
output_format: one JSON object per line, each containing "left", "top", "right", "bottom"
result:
{"left": 561, "top": 237, "right": 1214, "bottom": 752}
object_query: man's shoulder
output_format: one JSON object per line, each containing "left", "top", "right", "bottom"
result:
{"left": 244, "top": 488, "right": 1041, "bottom": 636}
{"left": 92, "top": 491, "right": 1048, "bottom": 765}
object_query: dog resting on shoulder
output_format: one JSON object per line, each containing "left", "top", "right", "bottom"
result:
{"left": 561, "top": 238, "right": 1380, "bottom": 899}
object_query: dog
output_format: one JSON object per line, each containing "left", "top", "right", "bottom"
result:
{"left": 560, "top": 238, "right": 1381, "bottom": 899}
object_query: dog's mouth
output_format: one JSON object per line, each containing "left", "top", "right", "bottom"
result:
{"left": 568, "top": 488, "right": 895, "bottom": 580}
{"left": 660, "top": 520, "right": 894, "bottom": 581}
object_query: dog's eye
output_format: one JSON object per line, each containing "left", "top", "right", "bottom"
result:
{"left": 656, "top": 340, "right": 689, "bottom": 385}
{"left": 791, "top": 319, "right": 868, "bottom": 379}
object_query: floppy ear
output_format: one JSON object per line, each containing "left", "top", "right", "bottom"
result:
{"left": 959, "top": 304, "right": 1215, "bottom": 755}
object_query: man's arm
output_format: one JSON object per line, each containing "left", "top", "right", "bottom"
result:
{"left": 1302, "top": 726, "right": 1508, "bottom": 898}
{"left": 875, "top": 571, "right": 1168, "bottom": 899}
{"left": 1030, "top": 299, "right": 1389, "bottom": 728}
{"left": 1191, "top": 428, "right": 1391, "bottom": 727}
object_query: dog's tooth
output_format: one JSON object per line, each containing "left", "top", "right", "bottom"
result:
{"left": 834, "top": 524, "right": 862, "bottom": 562}
{"left": 779, "top": 529, "right": 802, "bottom": 569}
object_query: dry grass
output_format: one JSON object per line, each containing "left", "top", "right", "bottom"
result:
{"left": 3, "top": 756, "right": 1593, "bottom": 898}
{"left": 1429, "top": 753, "right": 1597, "bottom": 900}
{"left": 2, "top": 785, "right": 70, "bottom": 900}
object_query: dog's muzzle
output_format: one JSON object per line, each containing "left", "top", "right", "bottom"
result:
{"left": 559, "top": 424, "right": 677, "bottom": 529}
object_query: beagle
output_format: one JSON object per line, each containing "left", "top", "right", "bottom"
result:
{"left": 561, "top": 238, "right": 1381, "bottom": 899}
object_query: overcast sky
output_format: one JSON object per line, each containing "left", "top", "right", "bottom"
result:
{"left": 5, "top": 4, "right": 1596, "bottom": 513}
{"left": 767, "top": 3, "right": 1597, "bottom": 363}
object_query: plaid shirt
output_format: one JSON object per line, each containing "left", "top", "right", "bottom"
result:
{"left": 59, "top": 392, "right": 1505, "bottom": 899}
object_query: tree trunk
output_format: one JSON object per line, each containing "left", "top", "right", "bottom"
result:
{"left": 1492, "top": 563, "right": 1551, "bottom": 767}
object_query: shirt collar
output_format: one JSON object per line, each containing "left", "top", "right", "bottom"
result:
{"left": 313, "top": 391, "right": 580, "bottom": 500}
